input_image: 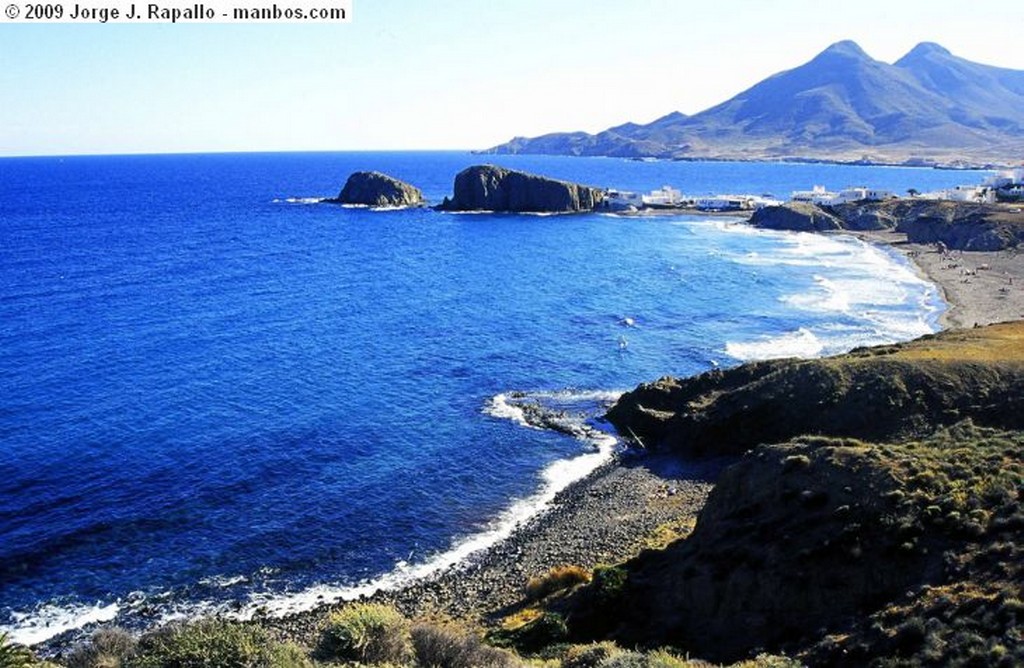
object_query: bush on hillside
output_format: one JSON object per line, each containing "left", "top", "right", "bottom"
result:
{"left": 318, "top": 603, "right": 412, "bottom": 665}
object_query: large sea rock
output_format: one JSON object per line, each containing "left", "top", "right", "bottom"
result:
{"left": 749, "top": 202, "right": 844, "bottom": 232}
{"left": 329, "top": 171, "right": 424, "bottom": 207}
{"left": 437, "top": 165, "right": 604, "bottom": 213}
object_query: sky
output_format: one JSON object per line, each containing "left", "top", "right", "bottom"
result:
{"left": 2, "top": 0, "right": 1023, "bottom": 157}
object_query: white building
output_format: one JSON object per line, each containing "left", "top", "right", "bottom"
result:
{"left": 792, "top": 185, "right": 892, "bottom": 205}
{"left": 941, "top": 185, "right": 995, "bottom": 204}
{"left": 792, "top": 185, "right": 835, "bottom": 204}
{"left": 695, "top": 195, "right": 754, "bottom": 211}
{"left": 983, "top": 167, "right": 1024, "bottom": 189}
{"left": 603, "top": 189, "right": 645, "bottom": 211}
{"left": 642, "top": 185, "right": 685, "bottom": 207}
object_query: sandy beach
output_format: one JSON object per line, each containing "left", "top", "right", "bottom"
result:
{"left": 851, "top": 229, "right": 1024, "bottom": 329}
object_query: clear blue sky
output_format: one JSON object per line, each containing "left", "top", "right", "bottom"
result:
{"left": 2, "top": 0, "right": 1023, "bottom": 156}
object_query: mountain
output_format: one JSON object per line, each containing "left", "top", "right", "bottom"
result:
{"left": 484, "top": 41, "right": 1024, "bottom": 165}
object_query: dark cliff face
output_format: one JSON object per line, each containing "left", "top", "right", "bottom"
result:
{"left": 891, "top": 200, "right": 1024, "bottom": 251}
{"left": 438, "top": 165, "right": 604, "bottom": 213}
{"left": 331, "top": 171, "right": 424, "bottom": 207}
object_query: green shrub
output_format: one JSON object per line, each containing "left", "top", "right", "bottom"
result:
{"left": 643, "top": 650, "right": 694, "bottom": 667}
{"left": 127, "top": 619, "right": 279, "bottom": 668}
{"left": 65, "top": 628, "right": 138, "bottom": 668}
{"left": 525, "top": 566, "right": 592, "bottom": 601}
{"left": 318, "top": 603, "right": 412, "bottom": 665}
{"left": 488, "top": 612, "right": 568, "bottom": 654}
{"left": 410, "top": 621, "right": 520, "bottom": 668}
{"left": 596, "top": 651, "right": 649, "bottom": 668}
{"left": 591, "top": 566, "right": 628, "bottom": 606}
{"left": 562, "top": 642, "right": 622, "bottom": 668}
{"left": 267, "top": 642, "right": 314, "bottom": 668}
{"left": 0, "top": 632, "right": 37, "bottom": 668}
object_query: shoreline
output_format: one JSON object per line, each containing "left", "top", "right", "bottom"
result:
{"left": 259, "top": 226, "right": 1024, "bottom": 647}
{"left": 36, "top": 222, "right": 1024, "bottom": 659}
{"left": 261, "top": 452, "right": 726, "bottom": 647}
{"left": 843, "top": 228, "right": 1024, "bottom": 330}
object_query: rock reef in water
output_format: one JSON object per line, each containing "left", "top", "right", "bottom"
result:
{"left": 328, "top": 171, "right": 424, "bottom": 207}
{"left": 437, "top": 165, "right": 604, "bottom": 213}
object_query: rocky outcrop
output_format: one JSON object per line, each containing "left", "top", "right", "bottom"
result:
{"left": 606, "top": 322, "right": 1024, "bottom": 457}
{"left": 606, "top": 440, "right": 936, "bottom": 661}
{"left": 827, "top": 200, "right": 901, "bottom": 230}
{"left": 891, "top": 200, "right": 1024, "bottom": 251}
{"left": 749, "top": 202, "right": 844, "bottom": 232}
{"left": 751, "top": 199, "right": 1024, "bottom": 250}
{"left": 437, "top": 165, "right": 604, "bottom": 213}
{"left": 328, "top": 171, "right": 424, "bottom": 207}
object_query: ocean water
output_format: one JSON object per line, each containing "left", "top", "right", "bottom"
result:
{"left": 0, "top": 152, "right": 980, "bottom": 645}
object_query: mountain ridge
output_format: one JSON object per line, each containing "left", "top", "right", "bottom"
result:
{"left": 484, "top": 41, "right": 1024, "bottom": 165}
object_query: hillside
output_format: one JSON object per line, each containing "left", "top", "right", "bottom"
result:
{"left": 559, "top": 322, "right": 1024, "bottom": 664}
{"left": 485, "top": 41, "right": 1024, "bottom": 165}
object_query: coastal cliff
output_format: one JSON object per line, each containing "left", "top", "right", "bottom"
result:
{"left": 752, "top": 200, "right": 1024, "bottom": 251}
{"left": 578, "top": 322, "right": 1024, "bottom": 664}
{"left": 437, "top": 165, "right": 604, "bottom": 213}
{"left": 606, "top": 324, "right": 1024, "bottom": 457}
{"left": 327, "top": 171, "right": 424, "bottom": 207}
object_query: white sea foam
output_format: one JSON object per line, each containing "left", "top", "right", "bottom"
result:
{"left": 725, "top": 328, "right": 824, "bottom": 361}
{"left": 272, "top": 197, "right": 323, "bottom": 205}
{"left": 1, "top": 601, "right": 120, "bottom": 646}
{"left": 224, "top": 388, "right": 621, "bottom": 621}
{"left": 722, "top": 226, "right": 943, "bottom": 362}
{"left": 198, "top": 574, "right": 249, "bottom": 588}
{"left": 482, "top": 393, "right": 532, "bottom": 428}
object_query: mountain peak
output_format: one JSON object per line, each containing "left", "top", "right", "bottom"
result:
{"left": 819, "top": 40, "right": 871, "bottom": 60}
{"left": 898, "top": 41, "right": 953, "bottom": 63}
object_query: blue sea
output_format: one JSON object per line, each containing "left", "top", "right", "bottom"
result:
{"left": 0, "top": 152, "right": 984, "bottom": 644}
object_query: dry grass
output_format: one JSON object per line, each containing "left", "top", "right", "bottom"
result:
{"left": 861, "top": 321, "right": 1024, "bottom": 362}
{"left": 525, "top": 565, "right": 592, "bottom": 601}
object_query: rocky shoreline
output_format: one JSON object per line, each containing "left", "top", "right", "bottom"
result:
{"left": 251, "top": 217, "right": 1024, "bottom": 650}
{"left": 262, "top": 453, "right": 725, "bottom": 647}
{"left": 258, "top": 222, "right": 1024, "bottom": 650}
{"left": 32, "top": 210, "right": 1024, "bottom": 664}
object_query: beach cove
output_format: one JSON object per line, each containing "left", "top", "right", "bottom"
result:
{"left": 258, "top": 218, "right": 1024, "bottom": 648}
{"left": 2, "top": 153, "right": 1020, "bottom": 664}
